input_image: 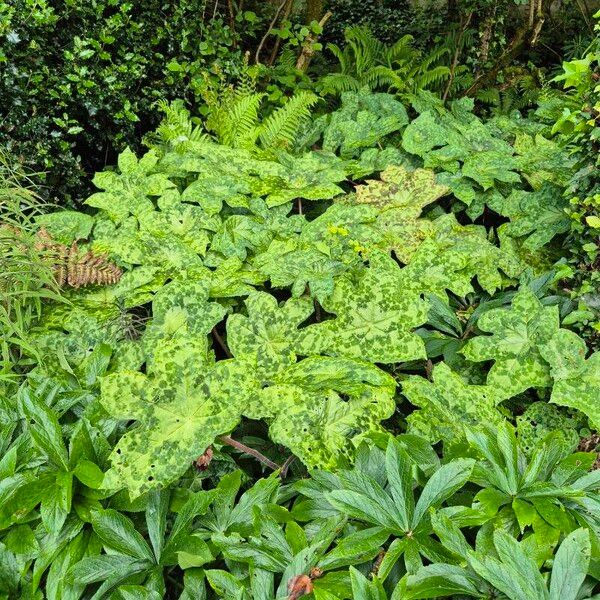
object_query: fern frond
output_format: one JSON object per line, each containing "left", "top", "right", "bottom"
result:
{"left": 220, "top": 93, "right": 264, "bottom": 149}
{"left": 318, "top": 73, "right": 361, "bottom": 95}
{"left": 385, "top": 34, "right": 417, "bottom": 65}
{"left": 414, "top": 66, "right": 451, "bottom": 90}
{"left": 258, "top": 91, "right": 319, "bottom": 150}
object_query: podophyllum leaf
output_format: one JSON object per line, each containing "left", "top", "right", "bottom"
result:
{"left": 253, "top": 357, "right": 396, "bottom": 469}
{"left": 141, "top": 279, "right": 226, "bottom": 374}
{"left": 86, "top": 149, "right": 174, "bottom": 223}
{"left": 403, "top": 215, "right": 523, "bottom": 299}
{"left": 254, "top": 237, "right": 349, "bottom": 302}
{"left": 549, "top": 528, "right": 591, "bottom": 600}
{"left": 297, "top": 251, "right": 428, "bottom": 363}
{"left": 36, "top": 211, "right": 95, "bottom": 244}
{"left": 493, "top": 184, "right": 571, "bottom": 251}
{"left": 462, "top": 287, "right": 557, "bottom": 398}
{"left": 321, "top": 90, "right": 409, "bottom": 158}
{"left": 100, "top": 360, "right": 255, "bottom": 497}
{"left": 403, "top": 363, "right": 504, "bottom": 446}
{"left": 227, "top": 292, "right": 313, "bottom": 378}
{"left": 348, "top": 165, "right": 449, "bottom": 262}
{"left": 513, "top": 133, "right": 575, "bottom": 190}
{"left": 402, "top": 109, "right": 519, "bottom": 191}
{"left": 539, "top": 329, "right": 600, "bottom": 430}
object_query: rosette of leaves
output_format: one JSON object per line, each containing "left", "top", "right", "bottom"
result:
{"left": 405, "top": 519, "right": 593, "bottom": 600}
{"left": 462, "top": 287, "right": 559, "bottom": 399}
{"left": 297, "top": 251, "right": 428, "bottom": 364}
{"left": 320, "top": 438, "right": 475, "bottom": 575}
{"left": 466, "top": 423, "right": 600, "bottom": 553}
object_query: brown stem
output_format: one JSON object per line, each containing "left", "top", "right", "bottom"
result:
{"left": 268, "top": 0, "right": 293, "bottom": 66}
{"left": 255, "top": 0, "right": 288, "bottom": 65}
{"left": 442, "top": 12, "right": 472, "bottom": 102}
{"left": 463, "top": 2, "right": 547, "bottom": 97}
{"left": 212, "top": 326, "right": 232, "bottom": 358}
{"left": 280, "top": 455, "right": 296, "bottom": 478}
{"left": 219, "top": 435, "right": 281, "bottom": 470}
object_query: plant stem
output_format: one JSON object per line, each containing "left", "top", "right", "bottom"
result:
{"left": 219, "top": 435, "right": 281, "bottom": 471}
{"left": 212, "top": 326, "right": 232, "bottom": 358}
{"left": 280, "top": 454, "right": 296, "bottom": 478}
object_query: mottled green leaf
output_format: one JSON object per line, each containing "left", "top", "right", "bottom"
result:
{"left": 298, "top": 251, "right": 427, "bottom": 363}
{"left": 462, "top": 288, "right": 557, "bottom": 398}
{"left": 101, "top": 360, "right": 255, "bottom": 497}
{"left": 540, "top": 329, "right": 600, "bottom": 430}
{"left": 403, "top": 363, "right": 504, "bottom": 445}
{"left": 227, "top": 292, "right": 313, "bottom": 378}
{"left": 250, "top": 357, "right": 395, "bottom": 469}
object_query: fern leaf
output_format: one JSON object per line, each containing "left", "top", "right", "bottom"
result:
{"left": 258, "top": 92, "right": 319, "bottom": 150}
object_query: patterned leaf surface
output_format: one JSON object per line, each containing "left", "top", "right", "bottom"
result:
{"left": 462, "top": 288, "right": 557, "bottom": 398}
{"left": 403, "top": 363, "right": 505, "bottom": 445}
{"left": 539, "top": 329, "right": 600, "bottom": 430}
{"left": 403, "top": 215, "right": 523, "bottom": 298}
{"left": 321, "top": 90, "right": 409, "bottom": 158}
{"left": 297, "top": 251, "right": 428, "bottom": 363}
{"left": 86, "top": 149, "right": 175, "bottom": 223}
{"left": 101, "top": 360, "right": 254, "bottom": 497}
{"left": 349, "top": 165, "right": 449, "bottom": 262}
{"left": 250, "top": 357, "right": 396, "bottom": 468}
{"left": 142, "top": 279, "right": 227, "bottom": 373}
{"left": 490, "top": 184, "right": 571, "bottom": 251}
{"left": 227, "top": 292, "right": 314, "bottom": 378}
{"left": 402, "top": 110, "right": 519, "bottom": 190}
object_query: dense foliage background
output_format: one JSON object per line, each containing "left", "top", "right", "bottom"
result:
{"left": 1, "top": 1, "right": 599, "bottom": 598}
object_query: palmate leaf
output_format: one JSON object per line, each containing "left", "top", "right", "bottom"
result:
{"left": 403, "top": 363, "right": 505, "bottom": 446}
{"left": 539, "top": 329, "right": 600, "bottom": 430}
{"left": 100, "top": 359, "right": 255, "bottom": 497}
{"left": 297, "top": 251, "right": 428, "bottom": 364}
{"left": 462, "top": 288, "right": 558, "bottom": 399}
{"left": 401, "top": 110, "right": 520, "bottom": 191}
{"left": 403, "top": 215, "right": 523, "bottom": 299}
{"left": 142, "top": 279, "right": 227, "bottom": 373}
{"left": 227, "top": 292, "right": 314, "bottom": 378}
{"left": 86, "top": 149, "right": 175, "bottom": 223}
{"left": 249, "top": 357, "right": 396, "bottom": 469}
{"left": 320, "top": 89, "right": 409, "bottom": 158}
{"left": 513, "top": 133, "right": 576, "bottom": 190}
{"left": 491, "top": 184, "right": 571, "bottom": 251}
{"left": 348, "top": 165, "right": 449, "bottom": 262}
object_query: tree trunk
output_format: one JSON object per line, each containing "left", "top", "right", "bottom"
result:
{"left": 306, "top": 0, "right": 324, "bottom": 22}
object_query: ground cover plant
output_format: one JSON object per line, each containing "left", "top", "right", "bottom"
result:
{"left": 1, "top": 4, "right": 599, "bottom": 600}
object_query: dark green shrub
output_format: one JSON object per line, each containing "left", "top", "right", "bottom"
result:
{"left": 0, "top": 0, "right": 259, "bottom": 203}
